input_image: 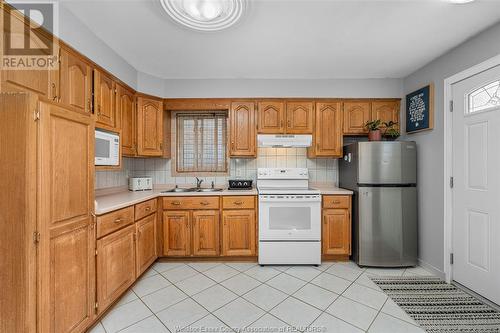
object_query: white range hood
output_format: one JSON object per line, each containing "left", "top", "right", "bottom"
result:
{"left": 257, "top": 134, "right": 312, "bottom": 148}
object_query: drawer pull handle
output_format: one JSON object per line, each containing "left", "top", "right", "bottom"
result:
{"left": 171, "top": 201, "right": 181, "bottom": 206}
{"left": 145, "top": 207, "right": 151, "bottom": 211}
{"left": 200, "top": 201, "right": 210, "bottom": 206}
{"left": 114, "top": 218, "right": 123, "bottom": 224}
{"left": 332, "top": 200, "right": 341, "bottom": 204}
{"left": 234, "top": 201, "right": 243, "bottom": 205}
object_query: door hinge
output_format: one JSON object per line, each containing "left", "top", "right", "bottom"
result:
{"left": 33, "top": 109, "right": 40, "bottom": 121}
{"left": 94, "top": 302, "right": 99, "bottom": 314}
{"left": 449, "top": 101, "right": 454, "bottom": 112}
{"left": 33, "top": 231, "right": 40, "bottom": 244}
{"left": 450, "top": 253, "right": 454, "bottom": 265}
{"left": 450, "top": 176, "right": 454, "bottom": 188}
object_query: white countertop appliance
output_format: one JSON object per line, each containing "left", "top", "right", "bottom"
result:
{"left": 129, "top": 177, "right": 153, "bottom": 191}
{"left": 257, "top": 168, "right": 321, "bottom": 265}
{"left": 95, "top": 129, "right": 120, "bottom": 166}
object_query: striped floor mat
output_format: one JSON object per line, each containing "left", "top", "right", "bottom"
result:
{"left": 370, "top": 276, "right": 500, "bottom": 333}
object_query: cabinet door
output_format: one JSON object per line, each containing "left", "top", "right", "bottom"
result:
{"left": 38, "top": 102, "right": 95, "bottom": 333}
{"left": 117, "top": 84, "right": 136, "bottom": 156}
{"left": 96, "top": 225, "right": 136, "bottom": 314}
{"left": 59, "top": 47, "right": 92, "bottom": 114}
{"left": 322, "top": 209, "right": 351, "bottom": 255}
{"left": 258, "top": 101, "right": 285, "bottom": 133}
{"left": 230, "top": 102, "right": 256, "bottom": 157}
{"left": 343, "top": 101, "right": 370, "bottom": 135}
{"left": 286, "top": 101, "right": 314, "bottom": 134}
{"left": 222, "top": 210, "right": 256, "bottom": 256}
{"left": 94, "top": 69, "right": 115, "bottom": 127}
{"left": 311, "top": 102, "right": 342, "bottom": 157}
{"left": 192, "top": 210, "right": 220, "bottom": 256}
{"left": 163, "top": 211, "right": 191, "bottom": 256}
{"left": 137, "top": 96, "right": 163, "bottom": 156}
{"left": 136, "top": 214, "right": 157, "bottom": 276}
{"left": 371, "top": 101, "right": 400, "bottom": 129}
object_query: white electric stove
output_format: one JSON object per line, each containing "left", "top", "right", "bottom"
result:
{"left": 257, "top": 168, "right": 321, "bottom": 265}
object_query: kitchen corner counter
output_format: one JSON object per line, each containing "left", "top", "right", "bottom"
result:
{"left": 311, "top": 183, "right": 354, "bottom": 195}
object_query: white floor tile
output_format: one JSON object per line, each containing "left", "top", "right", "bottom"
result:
{"left": 266, "top": 273, "right": 307, "bottom": 294}
{"left": 186, "top": 314, "right": 231, "bottom": 332}
{"left": 335, "top": 261, "right": 365, "bottom": 272}
{"left": 311, "top": 312, "right": 364, "bottom": 333}
{"left": 188, "top": 262, "right": 221, "bottom": 272}
{"left": 404, "top": 266, "right": 434, "bottom": 277}
{"left": 326, "top": 296, "right": 378, "bottom": 330}
{"left": 175, "top": 273, "right": 216, "bottom": 296}
{"left": 342, "top": 284, "right": 387, "bottom": 310}
{"left": 141, "top": 268, "right": 159, "bottom": 279}
{"left": 285, "top": 266, "right": 322, "bottom": 282}
{"left": 204, "top": 265, "right": 240, "bottom": 282}
{"left": 226, "top": 262, "right": 258, "bottom": 272}
{"left": 160, "top": 265, "right": 199, "bottom": 283}
{"left": 132, "top": 274, "right": 171, "bottom": 297}
{"left": 270, "top": 297, "right": 322, "bottom": 329}
{"left": 354, "top": 273, "right": 382, "bottom": 291}
{"left": 246, "top": 314, "right": 292, "bottom": 331}
{"left": 365, "top": 267, "right": 406, "bottom": 277}
{"left": 113, "top": 289, "right": 138, "bottom": 308}
{"left": 310, "top": 272, "right": 352, "bottom": 294}
{"left": 213, "top": 298, "right": 265, "bottom": 329}
{"left": 87, "top": 322, "right": 105, "bottom": 333}
{"left": 153, "top": 262, "right": 185, "bottom": 273}
{"left": 368, "top": 313, "right": 425, "bottom": 333}
{"left": 316, "top": 262, "right": 335, "bottom": 271}
{"left": 141, "top": 284, "right": 188, "bottom": 313}
{"left": 292, "top": 283, "right": 339, "bottom": 310}
{"left": 380, "top": 298, "right": 417, "bottom": 325}
{"left": 243, "top": 284, "right": 288, "bottom": 311}
{"left": 101, "top": 299, "right": 152, "bottom": 333}
{"left": 244, "top": 266, "right": 281, "bottom": 282}
{"left": 272, "top": 265, "right": 294, "bottom": 272}
{"left": 191, "top": 284, "right": 238, "bottom": 312}
{"left": 119, "top": 315, "right": 169, "bottom": 333}
{"left": 326, "top": 264, "right": 363, "bottom": 282}
{"left": 221, "top": 273, "right": 261, "bottom": 295}
{"left": 156, "top": 298, "right": 208, "bottom": 331}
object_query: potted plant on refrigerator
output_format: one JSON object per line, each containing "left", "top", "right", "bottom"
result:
{"left": 365, "top": 119, "right": 382, "bottom": 141}
{"left": 383, "top": 121, "right": 400, "bottom": 141}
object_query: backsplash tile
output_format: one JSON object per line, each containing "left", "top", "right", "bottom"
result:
{"left": 95, "top": 149, "right": 339, "bottom": 189}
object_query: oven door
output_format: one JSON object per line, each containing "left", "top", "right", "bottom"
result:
{"left": 259, "top": 195, "right": 321, "bottom": 241}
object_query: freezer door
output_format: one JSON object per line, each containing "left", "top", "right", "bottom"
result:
{"left": 357, "top": 186, "right": 417, "bottom": 267}
{"left": 358, "top": 142, "right": 417, "bottom": 185}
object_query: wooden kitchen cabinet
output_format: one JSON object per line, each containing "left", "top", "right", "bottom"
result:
{"left": 192, "top": 210, "right": 220, "bottom": 256}
{"left": 96, "top": 225, "right": 136, "bottom": 314}
{"left": 117, "top": 84, "right": 137, "bottom": 156}
{"left": 137, "top": 96, "right": 163, "bottom": 156}
{"left": 322, "top": 195, "right": 352, "bottom": 257}
{"left": 230, "top": 101, "right": 256, "bottom": 157}
{"left": 59, "top": 46, "right": 93, "bottom": 114}
{"left": 222, "top": 210, "right": 256, "bottom": 256}
{"left": 163, "top": 211, "right": 191, "bottom": 256}
{"left": 343, "top": 101, "right": 371, "bottom": 135}
{"left": 309, "top": 102, "right": 343, "bottom": 158}
{"left": 258, "top": 101, "right": 285, "bottom": 133}
{"left": 136, "top": 214, "right": 157, "bottom": 276}
{"left": 286, "top": 101, "right": 314, "bottom": 134}
{"left": 371, "top": 100, "right": 400, "bottom": 129}
{"left": 94, "top": 69, "right": 116, "bottom": 128}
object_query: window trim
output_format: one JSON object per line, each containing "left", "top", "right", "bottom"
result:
{"left": 171, "top": 110, "right": 230, "bottom": 177}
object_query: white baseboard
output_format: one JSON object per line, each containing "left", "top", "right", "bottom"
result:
{"left": 418, "top": 259, "right": 446, "bottom": 279}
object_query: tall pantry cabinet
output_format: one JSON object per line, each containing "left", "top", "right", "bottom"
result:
{"left": 0, "top": 93, "right": 95, "bottom": 333}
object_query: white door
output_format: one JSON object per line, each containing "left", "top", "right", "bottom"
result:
{"left": 452, "top": 65, "right": 500, "bottom": 305}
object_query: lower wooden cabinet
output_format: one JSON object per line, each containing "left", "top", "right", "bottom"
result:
{"left": 96, "top": 225, "right": 136, "bottom": 314}
{"left": 192, "top": 210, "right": 220, "bottom": 256}
{"left": 222, "top": 210, "right": 256, "bottom": 256}
{"left": 163, "top": 211, "right": 191, "bottom": 256}
{"left": 322, "top": 195, "right": 352, "bottom": 256}
{"left": 136, "top": 213, "right": 157, "bottom": 276}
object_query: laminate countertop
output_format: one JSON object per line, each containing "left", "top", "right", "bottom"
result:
{"left": 95, "top": 184, "right": 352, "bottom": 215}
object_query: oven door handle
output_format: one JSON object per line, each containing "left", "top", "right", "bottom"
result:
{"left": 258, "top": 197, "right": 321, "bottom": 203}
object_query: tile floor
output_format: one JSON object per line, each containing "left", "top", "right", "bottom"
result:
{"left": 88, "top": 261, "right": 435, "bottom": 333}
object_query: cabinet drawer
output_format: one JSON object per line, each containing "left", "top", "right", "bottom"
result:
{"left": 323, "top": 195, "right": 351, "bottom": 209}
{"left": 135, "top": 199, "right": 157, "bottom": 220}
{"left": 222, "top": 196, "right": 255, "bottom": 209}
{"left": 163, "top": 196, "right": 219, "bottom": 210}
{"left": 97, "top": 206, "right": 134, "bottom": 238}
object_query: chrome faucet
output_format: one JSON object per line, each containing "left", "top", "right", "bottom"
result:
{"left": 195, "top": 177, "right": 203, "bottom": 189}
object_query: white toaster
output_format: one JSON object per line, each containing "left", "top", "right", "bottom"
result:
{"left": 128, "top": 177, "right": 153, "bottom": 191}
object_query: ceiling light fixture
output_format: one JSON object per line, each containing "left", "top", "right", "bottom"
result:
{"left": 160, "top": 0, "right": 245, "bottom": 32}
{"left": 447, "top": 0, "right": 475, "bottom": 4}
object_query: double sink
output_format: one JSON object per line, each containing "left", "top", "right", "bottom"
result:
{"left": 161, "top": 186, "right": 223, "bottom": 193}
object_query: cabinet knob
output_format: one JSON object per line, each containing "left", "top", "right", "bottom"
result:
{"left": 145, "top": 206, "right": 151, "bottom": 211}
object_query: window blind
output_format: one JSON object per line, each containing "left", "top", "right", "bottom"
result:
{"left": 176, "top": 112, "right": 228, "bottom": 173}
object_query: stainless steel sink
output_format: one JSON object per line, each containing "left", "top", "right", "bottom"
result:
{"left": 196, "top": 188, "right": 223, "bottom": 192}
{"left": 161, "top": 187, "right": 197, "bottom": 193}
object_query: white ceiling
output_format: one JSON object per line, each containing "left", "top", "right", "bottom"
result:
{"left": 61, "top": 0, "right": 500, "bottom": 79}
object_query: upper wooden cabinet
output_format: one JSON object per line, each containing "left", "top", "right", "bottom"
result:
{"left": 309, "top": 102, "right": 342, "bottom": 158}
{"left": 286, "top": 101, "right": 314, "bottom": 134}
{"left": 94, "top": 69, "right": 116, "bottom": 128}
{"left": 371, "top": 100, "right": 400, "bottom": 129}
{"left": 59, "top": 47, "right": 93, "bottom": 114}
{"left": 230, "top": 102, "right": 256, "bottom": 157}
{"left": 117, "top": 84, "right": 136, "bottom": 156}
{"left": 258, "top": 101, "right": 285, "bottom": 133}
{"left": 343, "top": 101, "right": 371, "bottom": 135}
{"left": 137, "top": 96, "right": 163, "bottom": 157}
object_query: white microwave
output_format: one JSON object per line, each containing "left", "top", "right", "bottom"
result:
{"left": 95, "top": 129, "right": 120, "bottom": 166}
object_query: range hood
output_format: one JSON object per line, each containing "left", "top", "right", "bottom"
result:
{"left": 257, "top": 134, "right": 312, "bottom": 148}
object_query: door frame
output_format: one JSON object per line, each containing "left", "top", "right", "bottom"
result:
{"left": 443, "top": 53, "right": 500, "bottom": 283}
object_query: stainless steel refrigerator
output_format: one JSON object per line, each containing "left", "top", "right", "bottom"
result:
{"left": 339, "top": 141, "right": 418, "bottom": 267}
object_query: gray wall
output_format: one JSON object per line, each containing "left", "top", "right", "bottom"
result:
{"left": 402, "top": 21, "right": 500, "bottom": 274}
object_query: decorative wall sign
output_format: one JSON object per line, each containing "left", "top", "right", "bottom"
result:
{"left": 405, "top": 83, "right": 434, "bottom": 133}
